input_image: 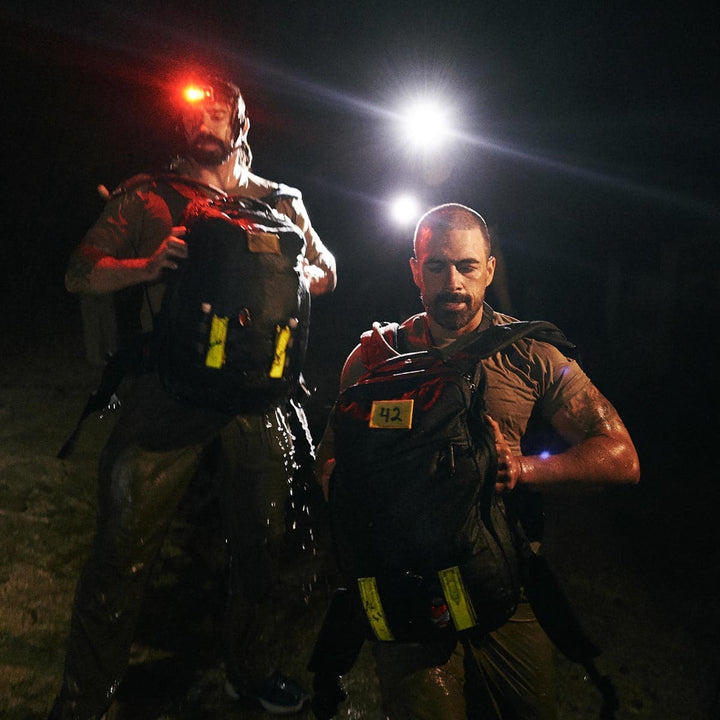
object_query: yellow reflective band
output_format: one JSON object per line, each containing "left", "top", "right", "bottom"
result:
{"left": 358, "top": 577, "right": 395, "bottom": 641}
{"left": 369, "top": 399, "right": 414, "bottom": 429}
{"left": 205, "top": 315, "right": 228, "bottom": 368}
{"left": 438, "top": 566, "right": 478, "bottom": 631}
{"left": 269, "top": 325, "right": 291, "bottom": 378}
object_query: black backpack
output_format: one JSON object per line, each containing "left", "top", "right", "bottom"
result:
{"left": 311, "top": 320, "right": 620, "bottom": 720}
{"left": 328, "top": 320, "right": 574, "bottom": 644}
{"left": 155, "top": 192, "right": 310, "bottom": 413}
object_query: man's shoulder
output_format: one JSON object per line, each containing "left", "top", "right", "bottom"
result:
{"left": 491, "top": 310, "right": 521, "bottom": 326}
{"left": 237, "top": 172, "right": 276, "bottom": 198}
{"left": 236, "top": 173, "right": 301, "bottom": 202}
{"left": 487, "top": 313, "right": 578, "bottom": 363}
{"left": 105, "top": 172, "right": 158, "bottom": 199}
{"left": 106, "top": 170, "right": 212, "bottom": 200}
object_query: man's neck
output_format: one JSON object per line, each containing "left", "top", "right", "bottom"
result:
{"left": 424, "top": 315, "right": 484, "bottom": 349}
{"left": 416, "top": 303, "right": 492, "bottom": 349}
{"left": 183, "top": 152, "right": 248, "bottom": 193}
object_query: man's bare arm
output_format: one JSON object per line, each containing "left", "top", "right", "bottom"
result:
{"left": 65, "top": 230, "right": 187, "bottom": 294}
{"left": 491, "top": 384, "right": 640, "bottom": 493}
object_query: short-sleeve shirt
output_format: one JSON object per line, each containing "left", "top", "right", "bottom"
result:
{"left": 390, "top": 311, "right": 591, "bottom": 456}
{"left": 81, "top": 169, "right": 333, "bottom": 334}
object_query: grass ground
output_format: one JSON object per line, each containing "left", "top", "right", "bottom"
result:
{"left": 1, "top": 307, "right": 718, "bottom": 719}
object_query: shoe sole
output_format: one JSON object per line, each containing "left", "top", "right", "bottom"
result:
{"left": 224, "top": 680, "right": 308, "bottom": 715}
{"left": 258, "top": 696, "right": 309, "bottom": 714}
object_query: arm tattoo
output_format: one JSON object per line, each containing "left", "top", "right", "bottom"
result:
{"left": 561, "top": 385, "right": 621, "bottom": 437}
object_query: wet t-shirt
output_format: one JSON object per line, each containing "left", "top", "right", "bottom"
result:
{"left": 395, "top": 311, "right": 591, "bottom": 455}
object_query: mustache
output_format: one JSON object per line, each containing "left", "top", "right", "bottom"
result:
{"left": 191, "top": 132, "right": 228, "bottom": 150}
{"left": 193, "top": 132, "right": 223, "bottom": 144}
{"left": 434, "top": 292, "right": 471, "bottom": 305}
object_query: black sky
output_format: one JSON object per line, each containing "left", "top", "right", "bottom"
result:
{"left": 2, "top": 0, "right": 719, "bottom": 438}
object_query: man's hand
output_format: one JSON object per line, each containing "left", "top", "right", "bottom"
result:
{"left": 302, "top": 260, "right": 333, "bottom": 296}
{"left": 485, "top": 415, "right": 523, "bottom": 494}
{"left": 145, "top": 227, "right": 188, "bottom": 280}
{"left": 65, "top": 226, "right": 189, "bottom": 294}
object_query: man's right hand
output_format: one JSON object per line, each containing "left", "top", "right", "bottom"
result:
{"left": 145, "top": 227, "right": 188, "bottom": 280}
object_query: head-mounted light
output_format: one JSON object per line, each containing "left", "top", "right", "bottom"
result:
{"left": 182, "top": 79, "right": 239, "bottom": 107}
{"left": 183, "top": 84, "right": 214, "bottom": 104}
{"left": 179, "top": 75, "right": 247, "bottom": 155}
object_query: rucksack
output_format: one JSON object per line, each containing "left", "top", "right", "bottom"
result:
{"left": 328, "top": 319, "right": 573, "bottom": 644}
{"left": 312, "top": 319, "right": 620, "bottom": 720}
{"left": 155, "top": 191, "right": 311, "bottom": 414}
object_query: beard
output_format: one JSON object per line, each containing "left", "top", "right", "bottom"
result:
{"left": 424, "top": 291, "right": 484, "bottom": 331}
{"left": 187, "top": 132, "right": 232, "bottom": 166}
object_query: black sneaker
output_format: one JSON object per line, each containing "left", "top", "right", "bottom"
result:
{"left": 225, "top": 671, "right": 309, "bottom": 715}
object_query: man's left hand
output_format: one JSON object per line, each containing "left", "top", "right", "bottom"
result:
{"left": 485, "top": 415, "right": 522, "bottom": 493}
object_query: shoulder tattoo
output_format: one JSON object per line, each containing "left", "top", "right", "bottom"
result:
{"left": 561, "top": 384, "right": 622, "bottom": 435}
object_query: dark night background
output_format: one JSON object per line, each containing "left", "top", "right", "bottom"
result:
{"left": 3, "top": 1, "right": 719, "bottom": 433}
{"left": 1, "top": 0, "right": 719, "bottom": 717}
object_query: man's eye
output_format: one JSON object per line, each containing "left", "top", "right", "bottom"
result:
{"left": 425, "top": 263, "right": 445, "bottom": 273}
{"left": 457, "top": 263, "right": 478, "bottom": 274}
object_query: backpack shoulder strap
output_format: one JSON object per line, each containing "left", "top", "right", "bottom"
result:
{"left": 104, "top": 171, "right": 226, "bottom": 225}
{"left": 360, "top": 317, "right": 577, "bottom": 376}
{"left": 458, "top": 320, "right": 578, "bottom": 361}
{"left": 359, "top": 321, "right": 401, "bottom": 369}
{"left": 107, "top": 171, "right": 225, "bottom": 200}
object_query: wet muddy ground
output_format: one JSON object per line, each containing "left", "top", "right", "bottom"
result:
{"left": 2, "top": 308, "right": 719, "bottom": 720}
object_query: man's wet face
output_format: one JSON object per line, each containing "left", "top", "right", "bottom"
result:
{"left": 411, "top": 227, "right": 495, "bottom": 333}
{"left": 182, "top": 102, "right": 234, "bottom": 165}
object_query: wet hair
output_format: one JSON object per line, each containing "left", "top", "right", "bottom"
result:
{"left": 413, "top": 203, "right": 491, "bottom": 256}
{"left": 215, "top": 77, "right": 252, "bottom": 166}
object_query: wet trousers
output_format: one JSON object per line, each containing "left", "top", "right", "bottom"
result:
{"left": 53, "top": 374, "right": 299, "bottom": 719}
{"left": 372, "top": 601, "right": 557, "bottom": 720}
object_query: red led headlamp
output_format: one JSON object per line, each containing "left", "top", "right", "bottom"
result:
{"left": 182, "top": 79, "right": 240, "bottom": 107}
{"left": 183, "top": 84, "right": 214, "bottom": 104}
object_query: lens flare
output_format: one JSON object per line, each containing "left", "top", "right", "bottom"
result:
{"left": 390, "top": 193, "right": 421, "bottom": 227}
{"left": 399, "top": 97, "right": 452, "bottom": 153}
{"left": 183, "top": 85, "right": 211, "bottom": 103}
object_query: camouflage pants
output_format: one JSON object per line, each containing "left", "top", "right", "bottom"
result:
{"left": 53, "top": 374, "right": 299, "bottom": 718}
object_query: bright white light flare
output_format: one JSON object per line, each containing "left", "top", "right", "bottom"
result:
{"left": 390, "top": 194, "right": 421, "bottom": 227}
{"left": 399, "top": 98, "right": 452, "bottom": 153}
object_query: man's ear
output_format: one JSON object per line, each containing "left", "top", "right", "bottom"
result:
{"left": 486, "top": 254, "right": 496, "bottom": 287}
{"left": 409, "top": 256, "right": 421, "bottom": 288}
{"left": 486, "top": 255, "right": 497, "bottom": 287}
{"left": 241, "top": 116, "right": 250, "bottom": 138}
